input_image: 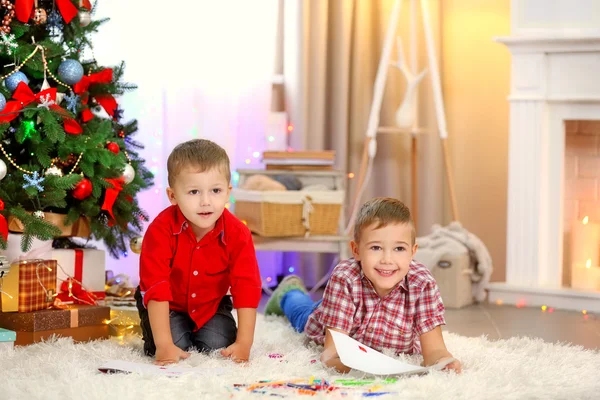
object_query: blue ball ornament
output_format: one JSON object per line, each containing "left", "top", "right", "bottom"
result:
{"left": 58, "top": 59, "right": 84, "bottom": 85}
{"left": 4, "top": 71, "right": 29, "bottom": 92}
{"left": 0, "top": 93, "right": 6, "bottom": 112}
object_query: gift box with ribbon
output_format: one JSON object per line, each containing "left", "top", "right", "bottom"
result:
{"left": 0, "top": 304, "right": 109, "bottom": 346}
{"left": 52, "top": 249, "right": 106, "bottom": 304}
{"left": 0, "top": 260, "right": 57, "bottom": 313}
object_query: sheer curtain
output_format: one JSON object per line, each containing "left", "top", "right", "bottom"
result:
{"left": 90, "top": 0, "right": 278, "bottom": 283}
{"left": 274, "top": 0, "right": 444, "bottom": 287}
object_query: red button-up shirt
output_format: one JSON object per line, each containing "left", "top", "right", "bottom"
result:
{"left": 139, "top": 206, "right": 262, "bottom": 331}
{"left": 304, "top": 258, "right": 446, "bottom": 354}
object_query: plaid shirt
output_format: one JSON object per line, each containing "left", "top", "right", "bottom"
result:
{"left": 304, "top": 258, "right": 446, "bottom": 354}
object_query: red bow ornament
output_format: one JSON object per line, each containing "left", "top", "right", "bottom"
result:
{"left": 73, "top": 68, "right": 117, "bottom": 117}
{"left": 0, "top": 199, "right": 8, "bottom": 242}
{"left": 0, "top": 82, "right": 82, "bottom": 134}
{"left": 15, "top": 0, "right": 80, "bottom": 24}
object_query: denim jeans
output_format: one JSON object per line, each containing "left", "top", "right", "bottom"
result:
{"left": 280, "top": 289, "right": 322, "bottom": 333}
{"left": 135, "top": 287, "right": 237, "bottom": 357}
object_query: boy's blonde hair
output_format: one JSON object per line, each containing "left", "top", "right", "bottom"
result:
{"left": 167, "top": 139, "right": 231, "bottom": 187}
{"left": 353, "top": 197, "right": 415, "bottom": 244}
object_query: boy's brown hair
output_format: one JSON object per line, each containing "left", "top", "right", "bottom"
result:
{"left": 353, "top": 197, "right": 415, "bottom": 244}
{"left": 167, "top": 139, "right": 231, "bottom": 187}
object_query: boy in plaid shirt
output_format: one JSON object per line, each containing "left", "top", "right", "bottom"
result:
{"left": 265, "top": 197, "right": 461, "bottom": 373}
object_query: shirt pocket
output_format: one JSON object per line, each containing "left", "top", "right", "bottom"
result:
{"left": 389, "top": 317, "right": 414, "bottom": 349}
{"left": 205, "top": 263, "right": 228, "bottom": 276}
{"left": 202, "top": 264, "right": 230, "bottom": 296}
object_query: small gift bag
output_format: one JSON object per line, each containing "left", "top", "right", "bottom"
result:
{"left": 0, "top": 260, "right": 57, "bottom": 312}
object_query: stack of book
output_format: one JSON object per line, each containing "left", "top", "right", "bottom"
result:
{"left": 262, "top": 150, "right": 336, "bottom": 171}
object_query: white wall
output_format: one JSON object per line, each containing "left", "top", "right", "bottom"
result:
{"left": 90, "top": 1, "right": 278, "bottom": 283}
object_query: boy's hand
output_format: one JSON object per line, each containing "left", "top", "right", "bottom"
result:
{"left": 154, "top": 343, "right": 190, "bottom": 366}
{"left": 438, "top": 356, "right": 462, "bottom": 373}
{"left": 221, "top": 341, "right": 251, "bottom": 363}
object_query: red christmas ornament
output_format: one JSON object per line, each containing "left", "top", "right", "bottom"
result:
{"left": 107, "top": 142, "right": 120, "bottom": 154}
{"left": 72, "top": 178, "right": 93, "bottom": 200}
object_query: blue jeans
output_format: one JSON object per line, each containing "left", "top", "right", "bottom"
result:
{"left": 281, "top": 289, "right": 322, "bottom": 333}
{"left": 135, "top": 287, "right": 237, "bottom": 356}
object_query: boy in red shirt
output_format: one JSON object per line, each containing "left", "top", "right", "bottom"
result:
{"left": 135, "top": 139, "right": 262, "bottom": 365}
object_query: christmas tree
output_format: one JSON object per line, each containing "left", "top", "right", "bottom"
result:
{"left": 0, "top": 0, "right": 152, "bottom": 258}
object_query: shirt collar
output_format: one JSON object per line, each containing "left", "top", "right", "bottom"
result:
{"left": 359, "top": 262, "right": 410, "bottom": 297}
{"left": 172, "top": 206, "right": 227, "bottom": 245}
{"left": 209, "top": 212, "right": 227, "bottom": 245}
{"left": 173, "top": 206, "right": 188, "bottom": 235}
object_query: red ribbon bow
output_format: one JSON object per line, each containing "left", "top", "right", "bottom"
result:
{"left": 101, "top": 177, "right": 124, "bottom": 222}
{"left": 73, "top": 68, "right": 113, "bottom": 93}
{"left": 73, "top": 68, "right": 117, "bottom": 117}
{"left": 0, "top": 199, "right": 7, "bottom": 242}
{"left": 59, "top": 277, "right": 98, "bottom": 305}
{"left": 0, "top": 82, "right": 82, "bottom": 134}
{"left": 15, "top": 0, "right": 80, "bottom": 24}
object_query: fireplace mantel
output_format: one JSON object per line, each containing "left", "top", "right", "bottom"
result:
{"left": 495, "top": 35, "right": 600, "bottom": 52}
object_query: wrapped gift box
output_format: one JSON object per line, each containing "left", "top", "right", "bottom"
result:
{"left": 0, "top": 260, "right": 57, "bottom": 312}
{"left": 8, "top": 212, "right": 91, "bottom": 238}
{"left": 0, "top": 304, "right": 110, "bottom": 346}
{"left": 109, "top": 306, "right": 142, "bottom": 337}
{"left": 12, "top": 325, "right": 108, "bottom": 346}
{"left": 0, "top": 233, "right": 52, "bottom": 264}
{"left": 0, "top": 327, "right": 16, "bottom": 350}
{"left": 52, "top": 249, "right": 106, "bottom": 303}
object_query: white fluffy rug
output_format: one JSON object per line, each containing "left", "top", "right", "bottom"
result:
{"left": 2, "top": 314, "right": 600, "bottom": 400}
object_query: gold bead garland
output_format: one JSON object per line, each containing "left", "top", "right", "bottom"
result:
{"left": 2, "top": 44, "right": 72, "bottom": 88}
{"left": 0, "top": 45, "right": 41, "bottom": 81}
{"left": 0, "top": 142, "right": 33, "bottom": 174}
{"left": 1, "top": 141, "right": 84, "bottom": 176}
{"left": 67, "top": 151, "right": 84, "bottom": 175}
{"left": 39, "top": 45, "right": 71, "bottom": 88}
{"left": 123, "top": 149, "right": 131, "bottom": 164}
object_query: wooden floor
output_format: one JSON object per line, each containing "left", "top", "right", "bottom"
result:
{"left": 259, "top": 291, "right": 600, "bottom": 350}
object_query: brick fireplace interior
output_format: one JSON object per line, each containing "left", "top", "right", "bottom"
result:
{"left": 563, "top": 120, "right": 600, "bottom": 288}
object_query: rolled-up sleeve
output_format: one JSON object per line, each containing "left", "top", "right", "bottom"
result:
{"left": 139, "top": 220, "right": 174, "bottom": 307}
{"left": 414, "top": 281, "right": 446, "bottom": 336}
{"left": 228, "top": 227, "right": 262, "bottom": 309}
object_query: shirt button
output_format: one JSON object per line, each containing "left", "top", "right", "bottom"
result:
{"left": 193, "top": 271, "right": 198, "bottom": 276}
{"left": 191, "top": 293, "right": 196, "bottom": 298}
{"left": 367, "top": 328, "right": 374, "bottom": 333}
{"left": 196, "top": 246, "right": 200, "bottom": 249}
{"left": 192, "top": 309, "right": 196, "bottom": 314}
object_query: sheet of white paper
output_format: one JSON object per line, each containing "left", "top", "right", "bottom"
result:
{"left": 330, "top": 330, "right": 428, "bottom": 376}
{"left": 98, "top": 360, "right": 230, "bottom": 377}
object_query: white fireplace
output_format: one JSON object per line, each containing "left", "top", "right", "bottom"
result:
{"left": 487, "top": 0, "right": 600, "bottom": 312}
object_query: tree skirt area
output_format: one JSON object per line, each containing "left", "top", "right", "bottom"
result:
{"left": 2, "top": 314, "right": 599, "bottom": 400}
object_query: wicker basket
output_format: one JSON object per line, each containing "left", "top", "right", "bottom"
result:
{"left": 232, "top": 189, "right": 344, "bottom": 237}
